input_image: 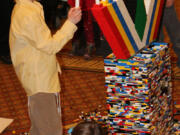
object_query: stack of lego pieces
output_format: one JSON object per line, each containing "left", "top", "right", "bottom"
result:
{"left": 104, "top": 42, "right": 173, "bottom": 134}
{"left": 172, "top": 121, "right": 180, "bottom": 135}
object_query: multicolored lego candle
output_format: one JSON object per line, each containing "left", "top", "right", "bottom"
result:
{"left": 91, "top": 0, "right": 165, "bottom": 59}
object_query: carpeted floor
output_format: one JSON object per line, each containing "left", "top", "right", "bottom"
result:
{"left": 57, "top": 53, "right": 104, "bottom": 72}
{"left": 60, "top": 69, "right": 106, "bottom": 125}
{"left": 0, "top": 62, "right": 29, "bottom": 135}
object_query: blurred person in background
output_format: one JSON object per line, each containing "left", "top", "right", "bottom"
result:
{"left": 159, "top": 0, "right": 180, "bottom": 78}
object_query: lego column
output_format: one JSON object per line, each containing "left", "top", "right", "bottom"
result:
{"left": 104, "top": 42, "right": 173, "bottom": 135}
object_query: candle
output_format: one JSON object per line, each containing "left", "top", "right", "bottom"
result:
{"left": 96, "top": 0, "right": 100, "bottom": 4}
{"left": 75, "top": 0, "right": 79, "bottom": 8}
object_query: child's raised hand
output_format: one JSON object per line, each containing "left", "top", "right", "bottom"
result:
{"left": 68, "top": 7, "right": 82, "bottom": 25}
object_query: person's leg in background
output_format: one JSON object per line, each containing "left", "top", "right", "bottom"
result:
{"left": 28, "top": 93, "right": 62, "bottom": 135}
{"left": 93, "top": 21, "right": 113, "bottom": 57}
{"left": 159, "top": 0, "right": 180, "bottom": 77}
{"left": 67, "top": 0, "right": 86, "bottom": 56}
{"left": 164, "top": 6, "right": 180, "bottom": 72}
{"left": 83, "top": 10, "right": 95, "bottom": 60}
{"left": 69, "top": 20, "right": 85, "bottom": 56}
{"left": 0, "top": 0, "right": 14, "bottom": 64}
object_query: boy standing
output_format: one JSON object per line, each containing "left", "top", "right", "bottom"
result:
{"left": 9, "top": 0, "right": 81, "bottom": 134}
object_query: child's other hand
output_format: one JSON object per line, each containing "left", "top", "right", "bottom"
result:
{"left": 68, "top": 7, "right": 82, "bottom": 25}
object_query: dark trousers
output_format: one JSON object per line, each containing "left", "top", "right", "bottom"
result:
{"left": 159, "top": 5, "right": 180, "bottom": 67}
{"left": 28, "top": 93, "right": 62, "bottom": 135}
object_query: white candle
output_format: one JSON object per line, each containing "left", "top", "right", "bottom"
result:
{"left": 96, "top": 0, "right": 100, "bottom": 5}
{"left": 75, "top": 0, "right": 80, "bottom": 8}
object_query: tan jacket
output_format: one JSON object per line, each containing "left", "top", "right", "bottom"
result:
{"left": 9, "top": 0, "right": 77, "bottom": 96}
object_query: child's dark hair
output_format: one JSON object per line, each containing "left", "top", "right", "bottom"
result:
{"left": 72, "top": 121, "right": 105, "bottom": 135}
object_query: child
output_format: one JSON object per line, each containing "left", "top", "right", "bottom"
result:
{"left": 9, "top": 0, "right": 81, "bottom": 134}
{"left": 71, "top": 121, "right": 106, "bottom": 135}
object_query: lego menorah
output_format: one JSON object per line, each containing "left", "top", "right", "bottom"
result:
{"left": 91, "top": 0, "right": 174, "bottom": 134}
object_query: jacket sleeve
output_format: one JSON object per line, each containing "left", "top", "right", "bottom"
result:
{"left": 21, "top": 11, "right": 77, "bottom": 55}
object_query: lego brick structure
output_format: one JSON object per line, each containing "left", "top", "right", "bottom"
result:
{"left": 91, "top": 0, "right": 165, "bottom": 59}
{"left": 104, "top": 42, "right": 173, "bottom": 134}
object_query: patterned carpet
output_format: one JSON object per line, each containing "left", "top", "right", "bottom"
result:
{"left": 57, "top": 53, "right": 104, "bottom": 72}
{"left": 60, "top": 69, "right": 106, "bottom": 124}
{"left": 0, "top": 63, "right": 29, "bottom": 135}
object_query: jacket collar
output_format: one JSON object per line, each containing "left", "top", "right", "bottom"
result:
{"left": 15, "top": 0, "right": 39, "bottom": 5}
{"left": 15, "top": 0, "right": 42, "bottom": 8}
{"left": 15, "top": 0, "right": 33, "bottom": 3}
